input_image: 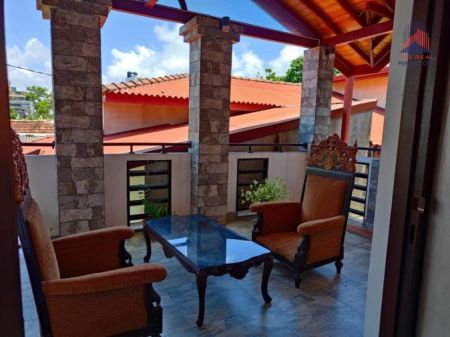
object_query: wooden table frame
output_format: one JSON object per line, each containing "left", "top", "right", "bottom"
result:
{"left": 143, "top": 224, "right": 273, "bottom": 327}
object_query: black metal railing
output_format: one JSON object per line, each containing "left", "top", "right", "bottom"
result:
{"left": 21, "top": 141, "right": 192, "bottom": 154}
{"left": 229, "top": 142, "right": 308, "bottom": 153}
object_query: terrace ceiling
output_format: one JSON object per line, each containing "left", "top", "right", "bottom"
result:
{"left": 111, "top": 0, "right": 395, "bottom": 77}
{"left": 254, "top": 0, "right": 395, "bottom": 76}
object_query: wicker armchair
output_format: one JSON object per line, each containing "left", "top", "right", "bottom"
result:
{"left": 250, "top": 135, "right": 356, "bottom": 287}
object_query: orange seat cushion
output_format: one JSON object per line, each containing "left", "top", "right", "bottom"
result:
{"left": 301, "top": 174, "right": 347, "bottom": 223}
{"left": 256, "top": 232, "right": 304, "bottom": 263}
{"left": 26, "top": 199, "right": 60, "bottom": 281}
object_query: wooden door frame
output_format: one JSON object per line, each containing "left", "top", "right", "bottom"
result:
{"left": 0, "top": 1, "right": 24, "bottom": 335}
{"left": 379, "top": 0, "right": 450, "bottom": 335}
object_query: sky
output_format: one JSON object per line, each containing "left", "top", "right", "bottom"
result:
{"left": 5, "top": 0, "right": 305, "bottom": 90}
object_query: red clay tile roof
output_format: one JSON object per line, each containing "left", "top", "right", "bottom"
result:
{"left": 103, "top": 74, "right": 345, "bottom": 108}
{"left": 11, "top": 120, "right": 54, "bottom": 134}
{"left": 23, "top": 97, "right": 378, "bottom": 156}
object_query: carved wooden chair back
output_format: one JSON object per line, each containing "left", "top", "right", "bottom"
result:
{"left": 301, "top": 134, "right": 357, "bottom": 222}
{"left": 12, "top": 128, "right": 53, "bottom": 336}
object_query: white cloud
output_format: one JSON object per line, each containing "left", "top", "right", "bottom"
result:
{"left": 6, "top": 38, "right": 52, "bottom": 90}
{"left": 104, "top": 22, "right": 306, "bottom": 83}
{"left": 268, "top": 45, "right": 305, "bottom": 75}
{"left": 232, "top": 50, "right": 265, "bottom": 78}
{"left": 104, "top": 23, "right": 189, "bottom": 83}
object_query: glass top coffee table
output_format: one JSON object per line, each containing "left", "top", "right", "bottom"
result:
{"left": 143, "top": 215, "right": 273, "bottom": 327}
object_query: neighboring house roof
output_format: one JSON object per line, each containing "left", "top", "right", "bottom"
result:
{"left": 11, "top": 120, "right": 54, "bottom": 134}
{"left": 23, "top": 98, "right": 378, "bottom": 156}
{"left": 103, "top": 74, "right": 346, "bottom": 108}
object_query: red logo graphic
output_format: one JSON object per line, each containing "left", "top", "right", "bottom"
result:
{"left": 399, "top": 23, "right": 431, "bottom": 65}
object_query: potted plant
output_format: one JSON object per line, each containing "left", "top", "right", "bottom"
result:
{"left": 241, "top": 177, "right": 289, "bottom": 205}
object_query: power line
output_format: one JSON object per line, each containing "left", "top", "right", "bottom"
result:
{"left": 7, "top": 64, "right": 52, "bottom": 77}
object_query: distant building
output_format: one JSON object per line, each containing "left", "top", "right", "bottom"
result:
{"left": 9, "top": 86, "right": 34, "bottom": 118}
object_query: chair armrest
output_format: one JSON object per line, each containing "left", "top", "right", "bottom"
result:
{"left": 42, "top": 264, "right": 167, "bottom": 296}
{"left": 52, "top": 227, "right": 134, "bottom": 278}
{"left": 297, "top": 215, "right": 346, "bottom": 236}
{"left": 52, "top": 226, "right": 134, "bottom": 249}
{"left": 249, "top": 202, "right": 302, "bottom": 235}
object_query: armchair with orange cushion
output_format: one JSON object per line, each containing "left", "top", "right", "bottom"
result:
{"left": 12, "top": 129, "right": 167, "bottom": 337}
{"left": 250, "top": 135, "right": 356, "bottom": 288}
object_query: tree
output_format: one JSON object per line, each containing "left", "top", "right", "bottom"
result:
{"left": 284, "top": 56, "right": 303, "bottom": 83}
{"left": 264, "top": 55, "right": 340, "bottom": 83}
{"left": 25, "top": 86, "right": 53, "bottom": 120}
{"left": 264, "top": 68, "right": 284, "bottom": 82}
{"left": 264, "top": 56, "right": 304, "bottom": 83}
{"left": 9, "top": 107, "right": 18, "bottom": 119}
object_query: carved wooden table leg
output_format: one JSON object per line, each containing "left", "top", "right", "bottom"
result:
{"left": 143, "top": 229, "right": 152, "bottom": 263}
{"left": 195, "top": 272, "right": 208, "bottom": 327}
{"left": 261, "top": 257, "right": 273, "bottom": 304}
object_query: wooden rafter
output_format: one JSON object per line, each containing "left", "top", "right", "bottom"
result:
{"left": 366, "top": 1, "right": 394, "bottom": 19}
{"left": 253, "top": 0, "right": 354, "bottom": 76}
{"left": 252, "top": 0, "right": 319, "bottom": 38}
{"left": 366, "top": 12, "right": 375, "bottom": 67}
{"left": 336, "top": 0, "right": 366, "bottom": 27}
{"left": 298, "top": 0, "right": 371, "bottom": 65}
{"left": 322, "top": 21, "right": 393, "bottom": 46}
{"left": 178, "top": 0, "right": 187, "bottom": 10}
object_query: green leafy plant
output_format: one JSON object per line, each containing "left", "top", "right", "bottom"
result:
{"left": 143, "top": 198, "right": 174, "bottom": 219}
{"left": 241, "top": 177, "right": 289, "bottom": 204}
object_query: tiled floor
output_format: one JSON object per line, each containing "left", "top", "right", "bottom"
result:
{"left": 21, "top": 218, "right": 371, "bottom": 337}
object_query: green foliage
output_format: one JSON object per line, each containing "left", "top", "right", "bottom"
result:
{"left": 264, "top": 55, "right": 340, "bottom": 83}
{"left": 25, "top": 86, "right": 53, "bottom": 120}
{"left": 241, "top": 177, "right": 289, "bottom": 204}
{"left": 143, "top": 198, "right": 174, "bottom": 219}
{"left": 264, "top": 68, "right": 284, "bottom": 82}
{"left": 284, "top": 56, "right": 303, "bottom": 83}
{"left": 9, "top": 107, "right": 18, "bottom": 119}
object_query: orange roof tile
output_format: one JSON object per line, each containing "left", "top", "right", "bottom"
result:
{"left": 23, "top": 97, "right": 378, "bottom": 156}
{"left": 103, "top": 74, "right": 345, "bottom": 108}
{"left": 11, "top": 120, "right": 54, "bottom": 134}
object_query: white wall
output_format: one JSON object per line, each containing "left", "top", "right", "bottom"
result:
{"left": 416, "top": 76, "right": 450, "bottom": 336}
{"left": 227, "top": 151, "right": 308, "bottom": 213}
{"left": 334, "top": 76, "right": 388, "bottom": 108}
{"left": 104, "top": 153, "right": 191, "bottom": 227}
{"left": 363, "top": 0, "right": 414, "bottom": 335}
{"left": 25, "top": 151, "right": 307, "bottom": 232}
{"left": 25, "top": 155, "right": 59, "bottom": 235}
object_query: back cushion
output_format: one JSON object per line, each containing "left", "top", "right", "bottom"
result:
{"left": 26, "top": 199, "right": 60, "bottom": 281}
{"left": 301, "top": 174, "right": 347, "bottom": 223}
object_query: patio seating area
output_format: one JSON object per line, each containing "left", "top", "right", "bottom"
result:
{"left": 21, "top": 217, "right": 371, "bottom": 337}
{"left": 3, "top": 0, "right": 450, "bottom": 335}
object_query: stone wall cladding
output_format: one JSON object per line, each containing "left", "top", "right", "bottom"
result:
{"left": 41, "top": 0, "right": 110, "bottom": 235}
{"left": 299, "top": 46, "right": 335, "bottom": 146}
{"left": 180, "top": 16, "right": 241, "bottom": 224}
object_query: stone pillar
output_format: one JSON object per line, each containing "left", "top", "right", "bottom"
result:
{"left": 39, "top": 0, "right": 111, "bottom": 235}
{"left": 180, "top": 16, "right": 241, "bottom": 224}
{"left": 299, "top": 46, "right": 335, "bottom": 146}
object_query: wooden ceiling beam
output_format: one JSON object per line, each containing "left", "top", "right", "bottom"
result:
{"left": 351, "top": 44, "right": 391, "bottom": 76}
{"left": 323, "top": 21, "right": 393, "bottom": 46}
{"left": 178, "top": 0, "right": 187, "bottom": 11}
{"left": 334, "top": 54, "right": 353, "bottom": 77}
{"left": 112, "top": 0, "right": 319, "bottom": 47}
{"left": 336, "top": 0, "right": 366, "bottom": 27}
{"left": 252, "top": 0, "right": 320, "bottom": 38}
{"left": 298, "top": 0, "right": 371, "bottom": 65}
{"left": 366, "top": 1, "right": 394, "bottom": 19}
